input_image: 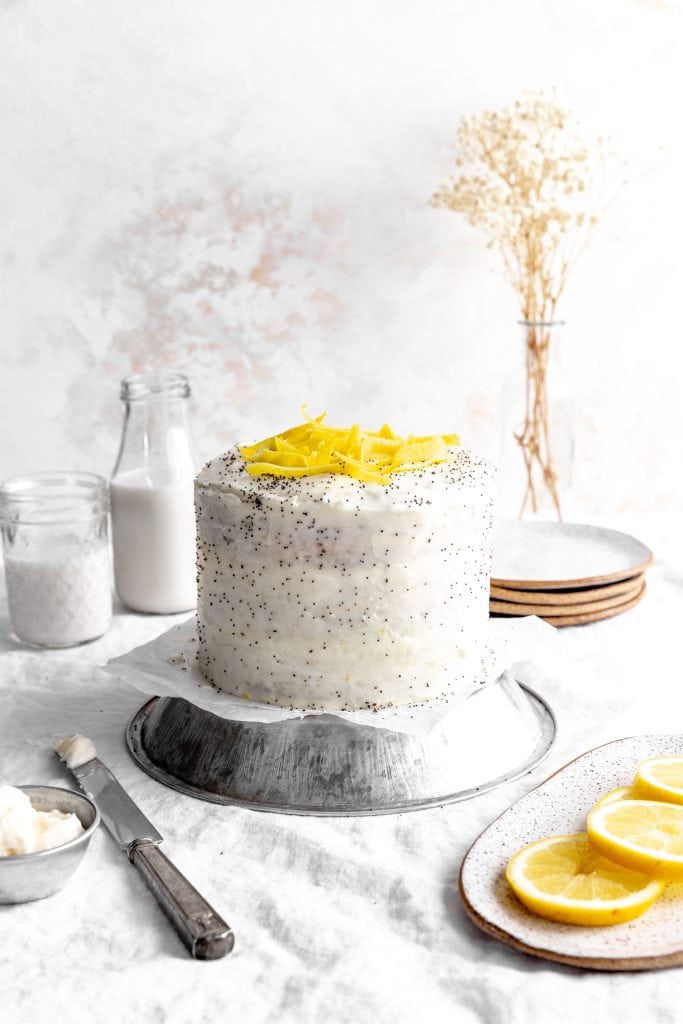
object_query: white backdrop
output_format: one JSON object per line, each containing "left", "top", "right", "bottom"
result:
{"left": 1, "top": 0, "right": 681, "bottom": 514}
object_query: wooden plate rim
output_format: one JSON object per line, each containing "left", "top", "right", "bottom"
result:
{"left": 542, "top": 584, "right": 646, "bottom": 626}
{"left": 490, "top": 574, "right": 645, "bottom": 607}
{"left": 490, "top": 584, "right": 646, "bottom": 627}
{"left": 491, "top": 524, "right": 653, "bottom": 590}
{"left": 491, "top": 552, "right": 653, "bottom": 591}
{"left": 458, "top": 878, "right": 683, "bottom": 971}
{"left": 489, "top": 580, "right": 645, "bottom": 618}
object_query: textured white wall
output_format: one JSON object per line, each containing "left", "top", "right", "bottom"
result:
{"left": 1, "top": 0, "right": 681, "bottom": 514}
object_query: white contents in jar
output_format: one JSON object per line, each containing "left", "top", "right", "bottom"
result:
{"left": 110, "top": 469, "right": 196, "bottom": 614}
{"left": 4, "top": 538, "right": 112, "bottom": 647}
{"left": 0, "top": 786, "right": 84, "bottom": 856}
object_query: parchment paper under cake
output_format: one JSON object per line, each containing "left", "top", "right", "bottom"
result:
{"left": 105, "top": 614, "right": 554, "bottom": 737}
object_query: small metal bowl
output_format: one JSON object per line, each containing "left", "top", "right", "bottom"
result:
{"left": 0, "top": 786, "right": 100, "bottom": 904}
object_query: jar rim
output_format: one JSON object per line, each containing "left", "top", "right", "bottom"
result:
{"left": 121, "top": 371, "right": 190, "bottom": 401}
{"left": 0, "top": 472, "right": 109, "bottom": 525}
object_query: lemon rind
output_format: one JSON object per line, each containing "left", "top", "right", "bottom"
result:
{"left": 592, "top": 786, "right": 636, "bottom": 810}
{"left": 633, "top": 758, "right": 683, "bottom": 807}
{"left": 239, "top": 410, "right": 460, "bottom": 483}
{"left": 505, "top": 833, "right": 664, "bottom": 926}
{"left": 587, "top": 800, "right": 683, "bottom": 881}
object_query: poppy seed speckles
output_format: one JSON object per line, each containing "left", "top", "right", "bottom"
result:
{"left": 194, "top": 443, "right": 495, "bottom": 710}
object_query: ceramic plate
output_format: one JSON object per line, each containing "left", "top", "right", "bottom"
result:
{"left": 542, "top": 585, "right": 646, "bottom": 627}
{"left": 489, "top": 580, "right": 646, "bottom": 618}
{"left": 460, "top": 733, "right": 683, "bottom": 971}
{"left": 489, "top": 574, "right": 644, "bottom": 607}
{"left": 491, "top": 522, "right": 653, "bottom": 590}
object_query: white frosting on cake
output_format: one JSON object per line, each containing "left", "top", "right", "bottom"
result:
{"left": 195, "top": 445, "right": 494, "bottom": 710}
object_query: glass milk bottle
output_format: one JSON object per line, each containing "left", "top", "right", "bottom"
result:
{"left": 111, "top": 372, "right": 198, "bottom": 613}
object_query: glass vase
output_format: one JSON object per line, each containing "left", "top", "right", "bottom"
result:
{"left": 498, "top": 321, "right": 574, "bottom": 521}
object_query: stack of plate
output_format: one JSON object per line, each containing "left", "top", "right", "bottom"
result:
{"left": 490, "top": 522, "right": 653, "bottom": 627}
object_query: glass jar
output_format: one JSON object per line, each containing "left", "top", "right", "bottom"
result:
{"left": 110, "top": 371, "right": 199, "bottom": 614}
{"left": 499, "top": 321, "right": 574, "bottom": 520}
{"left": 0, "top": 472, "right": 112, "bottom": 647}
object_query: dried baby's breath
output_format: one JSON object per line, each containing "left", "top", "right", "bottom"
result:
{"left": 432, "top": 92, "right": 620, "bottom": 517}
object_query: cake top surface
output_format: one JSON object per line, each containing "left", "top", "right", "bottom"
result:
{"left": 197, "top": 443, "right": 494, "bottom": 510}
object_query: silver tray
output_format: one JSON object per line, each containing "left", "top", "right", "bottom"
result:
{"left": 126, "top": 675, "right": 556, "bottom": 816}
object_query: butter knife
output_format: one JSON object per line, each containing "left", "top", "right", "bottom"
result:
{"left": 54, "top": 735, "right": 234, "bottom": 960}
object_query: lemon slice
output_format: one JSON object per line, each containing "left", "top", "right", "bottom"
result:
{"left": 587, "top": 799, "right": 683, "bottom": 880}
{"left": 633, "top": 756, "right": 683, "bottom": 806}
{"left": 505, "top": 833, "right": 664, "bottom": 925}
{"left": 592, "top": 786, "right": 637, "bottom": 810}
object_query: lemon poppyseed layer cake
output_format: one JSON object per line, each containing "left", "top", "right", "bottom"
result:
{"left": 195, "top": 415, "right": 494, "bottom": 711}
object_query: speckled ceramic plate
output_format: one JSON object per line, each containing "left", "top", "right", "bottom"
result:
{"left": 459, "top": 734, "right": 683, "bottom": 971}
{"left": 491, "top": 522, "right": 653, "bottom": 590}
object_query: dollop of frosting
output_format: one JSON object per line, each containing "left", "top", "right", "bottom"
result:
{"left": 0, "top": 785, "right": 84, "bottom": 857}
{"left": 239, "top": 410, "right": 460, "bottom": 484}
{"left": 53, "top": 734, "right": 97, "bottom": 770}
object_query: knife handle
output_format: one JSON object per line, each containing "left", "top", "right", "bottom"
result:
{"left": 130, "top": 840, "right": 235, "bottom": 960}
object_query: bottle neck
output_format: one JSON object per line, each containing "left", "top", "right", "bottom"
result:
{"left": 113, "top": 394, "right": 197, "bottom": 484}
{"left": 121, "top": 371, "right": 190, "bottom": 403}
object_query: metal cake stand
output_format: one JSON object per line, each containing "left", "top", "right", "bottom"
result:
{"left": 126, "top": 675, "right": 556, "bottom": 816}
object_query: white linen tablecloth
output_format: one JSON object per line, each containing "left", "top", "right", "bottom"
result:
{"left": 2, "top": 515, "right": 683, "bottom": 1024}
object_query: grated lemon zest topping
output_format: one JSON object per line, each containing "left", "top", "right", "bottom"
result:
{"left": 240, "top": 409, "right": 460, "bottom": 483}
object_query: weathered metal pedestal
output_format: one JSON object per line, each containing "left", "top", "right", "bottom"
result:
{"left": 126, "top": 673, "right": 555, "bottom": 816}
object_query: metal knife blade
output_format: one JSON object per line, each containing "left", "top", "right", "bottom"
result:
{"left": 66, "top": 756, "right": 163, "bottom": 850}
{"left": 55, "top": 741, "right": 234, "bottom": 960}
